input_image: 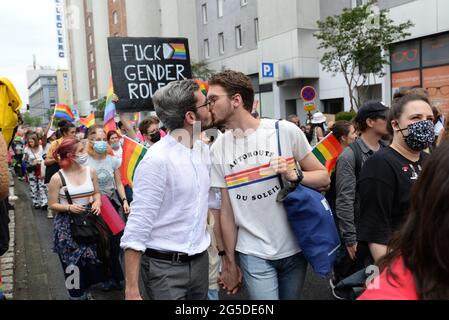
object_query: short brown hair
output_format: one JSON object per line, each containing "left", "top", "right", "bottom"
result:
{"left": 139, "top": 116, "right": 160, "bottom": 135}
{"left": 209, "top": 70, "right": 254, "bottom": 113}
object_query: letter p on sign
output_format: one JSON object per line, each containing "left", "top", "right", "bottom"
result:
{"left": 262, "top": 63, "right": 274, "bottom": 78}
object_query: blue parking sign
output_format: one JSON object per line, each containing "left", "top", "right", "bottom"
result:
{"left": 262, "top": 63, "right": 274, "bottom": 78}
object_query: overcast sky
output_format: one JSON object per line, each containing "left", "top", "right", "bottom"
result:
{"left": 0, "top": 0, "right": 66, "bottom": 106}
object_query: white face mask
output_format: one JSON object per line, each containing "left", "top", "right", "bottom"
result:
{"left": 75, "top": 153, "right": 88, "bottom": 166}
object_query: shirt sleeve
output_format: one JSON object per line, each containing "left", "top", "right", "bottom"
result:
{"left": 210, "top": 142, "right": 227, "bottom": 189}
{"left": 335, "top": 148, "right": 358, "bottom": 246}
{"left": 120, "top": 155, "right": 167, "bottom": 252}
{"left": 284, "top": 121, "right": 312, "bottom": 162}
{"left": 357, "top": 157, "right": 395, "bottom": 245}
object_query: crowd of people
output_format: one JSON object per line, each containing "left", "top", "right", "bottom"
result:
{"left": 6, "top": 70, "right": 449, "bottom": 301}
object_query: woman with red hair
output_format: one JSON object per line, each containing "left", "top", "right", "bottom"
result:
{"left": 48, "top": 137, "right": 103, "bottom": 300}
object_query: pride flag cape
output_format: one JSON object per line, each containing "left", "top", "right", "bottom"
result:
{"left": 121, "top": 136, "right": 149, "bottom": 187}
{"left": 312, "top": 133, "right": 343, "bottom": 174}
{"left": 79, "top": 113, "right": 95, "bottom": 128}
{"left": 54, "top": 104, "right": 75, "bottom": 122}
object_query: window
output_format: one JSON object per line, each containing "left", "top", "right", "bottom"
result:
{"left": 235, "top": 25, "right": 243, "bottom": 49}
{"left": 217, "top": 0, "right": 223, "bottom": 18}
{"left": 90, "top": 52, "right": 94, "bottom": 63}
{"left": 202, "top": 4, "right": 208, "bottom": 24}
{"left": 113, "top": 11, "right": 118, "bottom": 25}
{"left": 87, "top": 17, "right": 91, "bottom": 27}
{"left": 218, "top": 33, "right": 225, "bottom": 55}
{"left": 254, "top": 18, "right": 259, "bottom": 43}
{"left": 241, "top": 0, "right": 248, "bottom": 6}
{"left": 352, "top": 0, "right": 367, "bottom": 7}
{"left": 91, "top": 69, "right": 95, "bottom": 80}
{"left": 88, "top": 34, "right": 93, "bottom": 45}
{"left": 92, "top": 86, "right": 96, "bottom": 97}
{"left": 204, "top": 39, "right": 210, "bottom": 59}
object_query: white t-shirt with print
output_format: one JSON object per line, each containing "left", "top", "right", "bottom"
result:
{"left": 210, "top": 119, "right": 312, "bottom": 260}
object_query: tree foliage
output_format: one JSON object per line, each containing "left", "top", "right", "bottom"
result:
{"left": 191, "top": 61, "right": 215, "bottom": 81}
{"left": 314, "top": 0, "right": 413, "bottom": 111}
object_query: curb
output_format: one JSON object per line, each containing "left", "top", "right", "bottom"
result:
{"left": 0, "top": 171, "right": 16, "bottom": 300}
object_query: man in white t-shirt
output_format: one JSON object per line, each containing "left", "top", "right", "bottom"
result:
{"left": 208, "top": 70, "right": 330, "bottom": 300}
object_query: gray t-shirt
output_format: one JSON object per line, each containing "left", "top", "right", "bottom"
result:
{"left": 87, "top": 155, "right": 120, "bottom": 196}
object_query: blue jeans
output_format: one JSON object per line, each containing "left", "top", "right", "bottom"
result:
{"left": 238, "top": 252, "right": 308, "bottom": 300}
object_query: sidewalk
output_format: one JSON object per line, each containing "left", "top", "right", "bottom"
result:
{"left": 0, "top": 171, "right": 17, "bottom": 300}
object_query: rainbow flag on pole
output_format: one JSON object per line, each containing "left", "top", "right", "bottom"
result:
{"left": 104, "top": 77, "right": 117, "bottom": 132}
{"left": 312, "top": 133, "right": 343, "bottom": 174}
{"left": 54, "top": 104, "right": 75, "bottom": 122}
{"left": 121, "top": 136, "right": 149, "bottom": 187}
{"left": 80, "top": 113, "right": 95, "bottom": 128}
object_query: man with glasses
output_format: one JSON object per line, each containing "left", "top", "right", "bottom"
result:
{"left": 207, "top": 70, "right": 330, "bottom": 300}
{"left": 331, "top": 101, "right": 389, "bottom": 298}
{"left": 121, "top": 79, "right": 214, "bottom": 300}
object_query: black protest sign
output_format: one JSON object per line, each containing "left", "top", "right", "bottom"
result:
{"left": 108, "top": 37, "right": 192, "bottom": 112}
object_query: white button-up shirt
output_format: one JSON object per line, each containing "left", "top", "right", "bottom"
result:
{"left": 120, "top": 134, "right": 211, "bottom": 255}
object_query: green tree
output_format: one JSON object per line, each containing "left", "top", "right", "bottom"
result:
{"left": 191, "top": 61, "right": 215, "bottom": 81}
{"left": 31, "top": 116, "right": 42, "bottom": 127}
{"left": 22, "top": 112, "right": 33, "bottom": 127}
{"left": 314, "top": 0, "right": 413, "bottom": 111}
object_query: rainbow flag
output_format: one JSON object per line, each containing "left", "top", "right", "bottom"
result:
{"left": 104, "top": 78, "right": 116, "bottom": 123}
{"left": 121, "top": 136, "right": 149, "bottom": 187}
{"left": 79, "top": 113, "right": 95, "bottom": 128}
{"left": 54, "top": 104, "right": 75, "bottom": 122}
{"left": 312, "top": 133, "right": 343, "bottom": 174}
{"left": 170, "top": 43, "right": 187, "bottom": 60}
{"left": 129, "top": 112, "right": 140, "bottom": 125}
{"left": 195, "top": 79, "right": 208, "bottom": 96}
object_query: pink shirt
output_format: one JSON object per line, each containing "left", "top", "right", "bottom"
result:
{"left": 358, "top": 257, "right": 418, "bottom": 300}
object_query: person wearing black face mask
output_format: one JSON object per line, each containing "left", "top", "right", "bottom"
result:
{"left": 356, "top": 89, "right": 435, "bottom": 265}
{"left": 139, "top": 116, "right": 161, "bottom": 148}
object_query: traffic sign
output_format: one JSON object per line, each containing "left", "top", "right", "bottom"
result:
{"left": 304, "top": 102, "right": 317, "bottom": 112}
{"left": 300, "top": 86, "right": 317, "bottom": 102}
{"left": 262, "top": 63, "right": 274, "bottom": 78}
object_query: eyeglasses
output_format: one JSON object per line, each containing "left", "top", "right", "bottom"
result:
{"left": 391, "top": 49, "right": 418, "bottom": 63}
{"left": 207, "top": 94, "right": 236, "bottom": 107}
{"left": 426, "top": 86, "right": 449, "bottom": 96}
{"left": 196, "top": 100, "right": 211, "bottom": 110}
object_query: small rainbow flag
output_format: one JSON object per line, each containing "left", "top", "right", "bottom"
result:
{"left": 121, "top": 136, "right": 149, "bottom": 187}
{"left": 104, "top": 78, "right": 116, "bottom": 124}
{"left": 80, "top": 113, "right": 95, "bottom": 128}
{"left": 312, "top": 133, "right": 343, "bottom": 175}
{"left": 170, "top": 43, "right": 187, "bottom": 60}
{"left": 0, "top": 274, "right": 4, "bottom": 300}
{"left": 54, "top": 104, "right": 75, "bottom": 122}
{"left": 195, "top": 79, "right": 209, "bottom": 96}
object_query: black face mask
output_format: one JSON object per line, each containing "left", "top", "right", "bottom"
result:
{"left": 149, "top": 131, "right": 161, "bottom": 143}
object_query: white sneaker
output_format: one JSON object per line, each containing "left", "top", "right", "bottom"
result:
{"left": 47, "top": 210, "right": 54, "bottom": 219}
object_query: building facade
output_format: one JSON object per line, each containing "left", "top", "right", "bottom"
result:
{"left": 26, "top": 68, "right": 59, "bottom": 126}
{"left": 197, "top": 0, "right": 449, "bottom": 123}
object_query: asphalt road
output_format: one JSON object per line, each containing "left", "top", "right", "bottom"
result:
{"left": 13, "top": 179, "right": 333, "bottom": 300}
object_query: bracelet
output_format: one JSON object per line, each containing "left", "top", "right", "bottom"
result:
{"left": 122, "top": 198, "right": 128, "bottom": 202}
{"left": 218, "top": 250, "right": 226, "bottom": 257}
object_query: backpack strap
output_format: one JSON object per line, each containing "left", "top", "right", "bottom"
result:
{"left": 349, "top": 142, "right": 363, "bottom": 183}
{"left": 275, "top": 120, "right": 285, "bottom": 190}
{"left": 58, "top": 171, "right": 73, "bottom": 205}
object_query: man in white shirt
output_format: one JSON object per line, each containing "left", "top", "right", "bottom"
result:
{"left": 120, "top": 79, "right": 214, "bottom": 300}
{"left": 208, "top": 70, "right": 330, "bottom": 300}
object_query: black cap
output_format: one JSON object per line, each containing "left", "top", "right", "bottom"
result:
{"left": 355, "top": 101, "right": 389, "bottom": 123}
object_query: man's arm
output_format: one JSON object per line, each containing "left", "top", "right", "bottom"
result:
{"left": 299, "top": 152, "right": 330, "bottom": 189}
{"left": 124, "top": 249, "right": 143, "bottom": 300}
{"left": 219, "top": 187, "right": 242, "bottom": 294}
{"left": 335, "top": 149, "right": 358, "bottom": 255}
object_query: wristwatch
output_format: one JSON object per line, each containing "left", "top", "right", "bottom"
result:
{"left": 218, "top": 250, "right": 226, "bottom": 257}
{"left": 292, "top": 169, "right": 304, "bottom": 185}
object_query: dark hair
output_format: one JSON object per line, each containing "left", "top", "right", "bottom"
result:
{"left": 387, "top": 88, "right": 431, "bottom": 135}
{"left": 332, "top": 120, "right": 353, "bottom": 143}
{"left": 153, "top": 80, "right": 199, "bottom": 131}
{"left": 251, "top": 111, "right": 259, "bottom": 119}
{"left": 378, "top": 139, "right": 449, "bottom": 299}
{"left": 139, "top": 116, "right": 160, "bottom": 135}
{"left": 306, "top": 123, "right": 326, "bottom": 143}
{"left": 107, "top": 130, "right": 119, "bottom": 142}
{"left": 58, "top": 120, "right": 75, "bottom": 137}
{"left": 209, "top": 70, "right": 255, "bottom": 113}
